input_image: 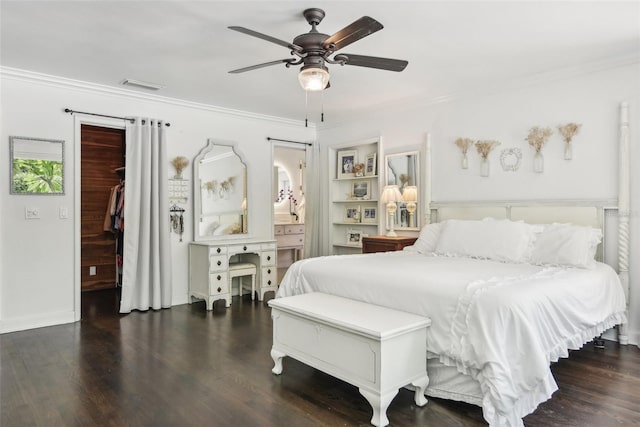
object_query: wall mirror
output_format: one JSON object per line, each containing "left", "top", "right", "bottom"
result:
{"left": 10, "top": 136, "right": 65, "bottom": 195}
{"left": 273, "top": 165, "right": 291, "bottom": 205}
{"left": 193, "top": 139, "right": 247, "bottom": 241}
{"left": 385, "top": 151, "right": 420, "bottom": 230}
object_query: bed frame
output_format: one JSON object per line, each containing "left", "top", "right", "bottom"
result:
{"left": 427, "top": 102, "right": 631, "bottom": 345}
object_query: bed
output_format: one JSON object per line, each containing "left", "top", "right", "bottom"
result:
{"left": 276, "top": 104, "right": 631, "bottom": 427}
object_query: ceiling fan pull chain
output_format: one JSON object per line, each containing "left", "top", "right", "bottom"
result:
{"left": 321, "top": 90, "right": 325, "bottom": 123}
{"left": 305, "top": 90, "right": 309, "bottom": 127}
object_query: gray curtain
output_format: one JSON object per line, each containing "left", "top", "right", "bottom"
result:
{"left": 120, "top": 118, "right": 172, "bottom": 313}
{"left": 303, "top": 142, "right": 325, "bottom": 258}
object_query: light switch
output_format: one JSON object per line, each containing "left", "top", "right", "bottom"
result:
{"left": 25, "top": 207, "right": 40, "bottom": 219}
{"left": 59, "top": 207, "right": 69, "bottom": 219}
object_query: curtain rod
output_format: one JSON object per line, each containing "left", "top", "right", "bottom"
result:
{"left": 267, "top": 137, "right": 312, "bottom": 146}
{"left": 64, "top": 108, "right": 171, "bottom": 127}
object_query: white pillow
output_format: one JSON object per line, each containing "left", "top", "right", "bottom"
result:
{"left": 406, "top": 222, "right": 443, "bottom": 253}
{"left": 529, "top": 223, "right": 602, "bottom": 269}
{"left": 434, "top": 218, "right": 540, "bottom": 263}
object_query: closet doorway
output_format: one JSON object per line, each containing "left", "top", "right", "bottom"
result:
{"left": 273, "top": 144, "right": 307, "bottom": 283}
{"left": 80, "top": 125, "right": 125, "bottom": 293}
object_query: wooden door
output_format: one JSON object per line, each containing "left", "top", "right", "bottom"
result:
{"left": 81, "top": 125, "right": 125, "bottom": 291}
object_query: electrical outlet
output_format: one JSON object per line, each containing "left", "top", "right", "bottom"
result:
{"left": 25, "top": 207, "right": 40, "bottom": 219}
{"left": 89, "top": 266, "right": 97, "bottom": 276}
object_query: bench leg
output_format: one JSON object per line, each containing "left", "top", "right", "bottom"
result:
{"left": 411, "top": 374, "right": 429, "bottom": 406}
{"left": 271, "top": 348, "right": 286, "bottom": 375}
{"left": 359, "top": 388, "right": 397, "bottom": 427}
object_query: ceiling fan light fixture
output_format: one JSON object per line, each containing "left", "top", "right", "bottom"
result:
{"left": 298, "top": 66, "right": 330, "bottom": 91}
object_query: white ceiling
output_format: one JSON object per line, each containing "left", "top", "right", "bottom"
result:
{"left": 1, "top": 1, "right": 639, "bottom": 123}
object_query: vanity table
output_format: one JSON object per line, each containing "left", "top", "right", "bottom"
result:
{"left": 189, "top": 239, "right": 277, "bottom": 310}
{"left": 188, "top": 139, "right": 278, "bottom": 311}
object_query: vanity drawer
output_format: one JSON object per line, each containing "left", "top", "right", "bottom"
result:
{"left": 277, "top": 234, "right": 304, "bottom": 248}
{"left": 209, "top": 272, "right": 229, "bottom": 294}
{"left": 285, "top": 224, "right": 305, "bottom": 235}
{"left": 228, "top": 243, "right": 261, "bottom": 255}
{"left": 209, "top": 246, "right": 228, "bottom": 256}
{"left": 209, "top": 255, "right": 228, "bottom": 271}
{"left": 274, "top": 225, "right": 286, "bottom": 235}
{"left": 261, "top": 250, "right": 276, "bottom": 266}
{"left": 262, "top": 242, "right": 277, "bottom": 251}
{"left": 262, "top": 267, "right": 277, "bottom": 287}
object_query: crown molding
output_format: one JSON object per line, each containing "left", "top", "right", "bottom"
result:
{"left": 0, "top": 66, "right": 313, "bottom": 129}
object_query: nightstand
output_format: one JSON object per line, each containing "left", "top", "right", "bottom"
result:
{"left": 361, "top": 235, "right": 417, "bottom": 254}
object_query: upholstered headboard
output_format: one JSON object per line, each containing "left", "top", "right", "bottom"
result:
{"left": 430, "top": 200, "right": 614, "bottom": 263}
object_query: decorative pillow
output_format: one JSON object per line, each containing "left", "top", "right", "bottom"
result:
{"left": 405, "top": 222, "right": 443, "bottom": 253}
{"left": 529, "top": 223, "right": 602, "bottom": 269}
{"left": 434, "top": 218, "right": 540, "bottom": 263}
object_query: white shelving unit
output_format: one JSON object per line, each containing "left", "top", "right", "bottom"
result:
{"left": 329, "top": 138, "right": 381, "bottom": 255}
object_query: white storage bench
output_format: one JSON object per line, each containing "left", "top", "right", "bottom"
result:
{"left": 268, "top": 292, "right": 431, "bottom": 427}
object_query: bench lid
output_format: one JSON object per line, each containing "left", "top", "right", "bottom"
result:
{"left": 268, "top": 293, "right": 430, "bottom": 340}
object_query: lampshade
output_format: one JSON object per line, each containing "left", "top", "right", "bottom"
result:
{"left": 402, "top": 186, "right": 418, "bottom": 203}
{"left": 298, "top": 67, "right": 330, "bottom": 91}
{"left": 380, "top": 185, "right": 404, "bottom": 203}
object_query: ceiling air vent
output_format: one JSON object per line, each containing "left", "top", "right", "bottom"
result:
{"left": 121, "top": 79, "right": 164, "bottom": 91}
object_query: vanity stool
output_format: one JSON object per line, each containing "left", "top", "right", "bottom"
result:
{"left": 229, "top": 262, "right": 257, "bottom": 301}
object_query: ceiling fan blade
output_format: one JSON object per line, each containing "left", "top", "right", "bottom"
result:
{"left": 339, "top": 54, "right": 408, "bottom": 72}
{"left": 323, "top": 16, "right": 383, "bottom": 52}
{"left": 229, "top": 59, "right": 295, "bottom": 74}
{"left": 228, "top": 26, "right": 303, "bottom": 52}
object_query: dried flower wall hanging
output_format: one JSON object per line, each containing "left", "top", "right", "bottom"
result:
{"left": 454, "top": 138, "right": 474, "bottom": 169}
{"left": 475, "top": 140, "right": 501, "bottom": 177}
{"left": 558, "top": 122, "right": 582, "bottom": 160}
{"left": 171, "top": 156, "right": 189, "bottom": 179}
{"left": 526, "top": 127, "right": 553, "bottom": 173}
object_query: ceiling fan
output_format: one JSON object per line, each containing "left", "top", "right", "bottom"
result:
{"left": 228, "top": 8, "right": 408, "bottom": 91}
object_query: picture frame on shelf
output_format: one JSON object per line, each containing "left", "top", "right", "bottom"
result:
{"left": 362, "top": 206, "right": 378, "bottom": 223}
{"left": 346, "top": 229, "right": 363, "bottom": 246}
{"left": 343, "top": 205, "right": 361, "bottom": 223}
{"left": 365, "top": 152, "right": 377, "bottom": 177}
{"left": 351, "top": 180, "right": 370, "bottom": 200}
{"left": 337, "top": 150, "right": 357, "bottom": 179}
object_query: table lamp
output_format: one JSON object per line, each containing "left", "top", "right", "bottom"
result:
{"left": 380, "top": 185, "right": 404, "bottom": 237}
{"left": 402, "top": 186, "right": 418, "bottom": 228}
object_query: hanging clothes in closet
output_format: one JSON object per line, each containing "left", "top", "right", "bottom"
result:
{"left": 104, "top": 168, "right": 125, "bottom": 286}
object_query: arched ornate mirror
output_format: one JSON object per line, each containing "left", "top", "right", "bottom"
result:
{"left": 385, "top": 151, "right": 420, "bottom": 230}
{"left": 193, "top": 139, "right": 247, "bottom": 241}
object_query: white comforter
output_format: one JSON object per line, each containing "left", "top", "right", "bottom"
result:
{"left": 276, "top": 252, "right": 627, "bottom": 427}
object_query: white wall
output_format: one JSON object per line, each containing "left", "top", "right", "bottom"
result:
{"left": 0, "top": 69, "right": 314, "bottom": 333}
{"left": 317, "top": 63, "right": 640, "bottom": 345}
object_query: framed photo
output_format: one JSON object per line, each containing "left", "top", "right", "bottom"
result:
{"left": 365, "top": 152, "right": 377, "bottom": 177}
{"left": 351, "top": 180, "right": 370, "bottom": 200}
{"left": 337, "top": 150, "right": 357, "bottom": 179}
{"left": 343, "top": 205, "right": 361, "bottom": 223}
{"left": 346, "top": 229, "right": 363, "bottom": 246}
{"left": 362, "top": 206, "right": 378, "bottom": 223}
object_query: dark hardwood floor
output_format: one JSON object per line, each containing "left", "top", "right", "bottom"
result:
{"left": 1, "top": 289, "right": 639, "bottom": 427}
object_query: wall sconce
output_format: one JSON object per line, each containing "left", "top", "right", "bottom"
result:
{"left": 402, "top": 186, "right": 418, "bottom": 228}
{"left": 380, "top": 185, "right": 404, "bottom": 237}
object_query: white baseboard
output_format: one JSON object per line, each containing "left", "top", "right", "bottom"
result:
{"left": 0, "top": 310, "right": 76, "bottom": 334}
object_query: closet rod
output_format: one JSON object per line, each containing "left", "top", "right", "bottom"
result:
{"left": 64, "top": 108, "right": 171, "bottom": 126}
{"left": 267, "top": 137, "right": 312, "bottom": 146}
